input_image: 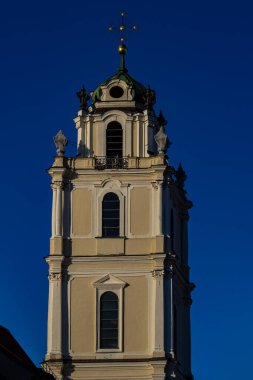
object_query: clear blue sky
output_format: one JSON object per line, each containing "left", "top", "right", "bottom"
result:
{"left": 0, "top": 1, "right": 252, "bottom": 379}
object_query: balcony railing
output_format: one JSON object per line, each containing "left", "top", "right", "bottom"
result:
{"left": 95, "top": 156, "right": 128, "bottom": 170}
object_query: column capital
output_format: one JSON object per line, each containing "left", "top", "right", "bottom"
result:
{"left": 152, "top": 269, "right": 164, "bottom": 278}
{"left": 151, "top": 181, "right": 159, "bottom": 190}
{"left": 53, "top": 181, "right": 64, "bottom": 189}
{"left": 48, "top": 273, "right": 64, "bottom": 281}
{"left": 151, "top": 180, "right": 164, "bottom": 190}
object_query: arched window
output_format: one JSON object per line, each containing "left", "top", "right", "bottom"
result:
{"left": 106, "top": 121, "right": 123, "bottom": 158}
{"left": 102, "top": 192, "right": 120, "bottom": 237}
{"left": 100, "top": 292, "right": 119, "bottom": 349}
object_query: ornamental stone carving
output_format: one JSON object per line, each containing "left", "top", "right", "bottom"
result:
{"left": 53, "top": 130, "right": 68, "bottom": 156}
{"left": 76, "top": 84, "right": 90, "bottom": 111}
{"left": 53, "top": 181, "right": 64, "bottom": 189}
{"left": 154, "top": 126, "right": 170, "bottom": 154}
{"left": 151, "top": 182, "right": 159, "bottom": 190}
{"left": 48, "top": 273, "right": 64, "bottom": 281}
{"left": 152, "top": 269, "right": 164, "bottom": 278}
{"left": 154, "top": 110, "right": 172, "bottom": 154}
{"left": 175, "top": 163, "right": 187, "bottom": 190}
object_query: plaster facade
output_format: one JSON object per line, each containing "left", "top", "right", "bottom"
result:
{"left": 43, "top": 55, "right": 194, "bottom": 380}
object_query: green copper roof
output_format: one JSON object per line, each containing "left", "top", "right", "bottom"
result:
{"left": 92, "top": 67, "right": 147, "bottom": 104}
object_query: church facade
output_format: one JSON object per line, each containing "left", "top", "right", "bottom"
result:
{"left": 43, "top": 43, "right": 194, "bottom": 380}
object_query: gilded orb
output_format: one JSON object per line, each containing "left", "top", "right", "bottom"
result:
{"left": 118, "top": 44, "right": 127, "bottom": 55}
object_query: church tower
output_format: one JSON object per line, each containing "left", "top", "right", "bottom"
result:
{"left": 43, "top": 39, "right": 194, "bottom": 380}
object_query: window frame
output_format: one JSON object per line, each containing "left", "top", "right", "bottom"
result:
{"left": 106, "top": 121, "right": 123, "bottom": 158}
{"left": 102, "top": 192, "right": 120, "bottom": 237}
{"left": 93, "top": 274, "right": 126, "bottom": 353}
{"left": 97, "top": 190, "right": 125, "bottom": 237}
{"left": 99, "top": 291, "right": 119, "bottom": 349}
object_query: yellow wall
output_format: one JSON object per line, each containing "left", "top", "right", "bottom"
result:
{"left": 130, "top": 187, "right": 151, "bottom": 236}
{"left": 70, "top": 277, "right": 96, "bottom": 353}
{"left": 69, "top": 275, "right": 149, "bottom": 355}
{"left": 72, "top": 189, "right": 92, "bottom": 236}
{"left": 123, "top": 276, "right": 148, "bottom": 353}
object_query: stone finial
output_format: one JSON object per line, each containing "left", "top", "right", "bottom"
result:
{"left": 154, "top": 110, "right": 171, "bottom": 154}
{"left": 76, "top": 85, "right": 90, "bottom": 111}
{"left": 157, "top": 110, "right": 167, "bottom": 127}
{"left": 175, "top": 163, "right": 187, "bottom": 189}
{"left": 53, "top": 130, "right": 68, "bottom": 156}
{"left": 154, "top": 126, "right": 170, "bottom": 154}
{"left": 144, "top": 86, "right": 156, "bottom": 108}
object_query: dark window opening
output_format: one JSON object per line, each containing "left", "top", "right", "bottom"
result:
{"left": 102, "top": 192, "right": 120, "bottom": 237}
{"left": 106, "top": 122, "right": 123, "bottom": 158}
{"left": 100, "top": 292, "right": 119, "bottom": 349}
{"left": 109, "top": 86, "right": 124, "bottom": 98}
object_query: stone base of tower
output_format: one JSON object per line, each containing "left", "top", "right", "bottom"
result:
{"left": 43, "top": 358, "right": 194, "bottom": 380}
{"left": 43, "top": 358, "right": 169, "bottom": 380}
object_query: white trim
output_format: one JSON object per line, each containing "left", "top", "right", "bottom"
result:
{"left": 68, "top": 275, "right": 72, "bottom": 353}
{"left": 55, "top": 183, "right": 62, "bottom": 236}
{"left": 97, "top": 187, "right": 125, "bottom": 237}
{"left": 51, "top": 185, "right": 56, "bottom": 237}
{"left": 69, "top": 272, "right": 151, "bottom": 277}
{"left": 151, "top": 184, "right": 156, "bottom": 237}
{"left": 65, "top": 253, "right": 166, "bottom": 263}
{"left": 93, "top": 274, "right": 127, "bottom": 353}
{"left": 100, "top": 79, "right": 133, "bottom": 102}
{"left": 70, "top": 188, "right": 73, "bottom": 237}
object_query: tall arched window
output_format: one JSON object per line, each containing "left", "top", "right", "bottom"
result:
{"left": 102, "top": 192, "right": 120, "bottom": 237}
{"left": 100, "top": 292, "right": 119, "bottom": 349}
{"left": 106, "top": 121, "right": 123, "bottom": 158}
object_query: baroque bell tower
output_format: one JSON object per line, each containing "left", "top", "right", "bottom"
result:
{"left": 43, "top": 30, "right": 195, "bottom": 380}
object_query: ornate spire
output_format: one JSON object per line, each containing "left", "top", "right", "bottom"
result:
{"left": 157, "top": 110, "right": 168, "bottom": 127}
{"left": 118, "top": 43, "right": 127, "bottom": 73}
{"left": 144, "top": 86, "right": 156, "bottom": 108}
{"left": 108, "top": 11, "right": 137, "bottom": 72}
{"left": 175, "top": 163, "right": 187, "bottom": 190}
{"left": 76, "top": 85, "right": 90, "bottom": 111}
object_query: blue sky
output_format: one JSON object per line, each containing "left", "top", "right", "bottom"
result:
{"left": 0, "top": 1, "right": 252, "bottom": 379}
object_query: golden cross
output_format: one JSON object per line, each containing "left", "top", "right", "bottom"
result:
{"left": 108, "top": 11, "right": 137, "bottom": 44}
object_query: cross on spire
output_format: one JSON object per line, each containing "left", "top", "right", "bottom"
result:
{"left": 108, "top": 10, "right": 137, "bottom": 45}
{"left": 108, "top": 11, "right": 137, "bottom": 72}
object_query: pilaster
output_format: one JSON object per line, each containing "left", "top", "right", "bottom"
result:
{"left": 152, "top": 269, "right": 165, "bottom": 356}
{"left": 157, "top": 181, "right": 163, "bottom": 236}
{"left": 74, "top": 110, "right": 86, "bottom": 156}
{"left": 46, "top": 256, "right": 65, "bottom": 359}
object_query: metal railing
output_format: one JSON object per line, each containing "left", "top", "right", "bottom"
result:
{"left": 95, "top": 156, "right": 128, "bottom": 170}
